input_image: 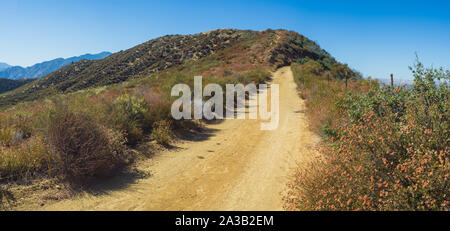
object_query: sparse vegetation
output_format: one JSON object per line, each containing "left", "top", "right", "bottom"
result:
{"left": 2, "top": 29, "right": 331, "bottom": 209}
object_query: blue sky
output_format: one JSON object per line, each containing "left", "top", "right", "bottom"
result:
{"left": 1, "top": 0, "right": 449, "bottom": 80}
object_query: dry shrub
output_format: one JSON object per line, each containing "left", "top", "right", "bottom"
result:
{"left": 151, "top": 120, "right": 171, "bottom": 145}
{"left": 0, "top": 127, "right": 16, "bottom": 147}
{"left": 0, "top": 111, "right": 34, "bottom": 147}
{"left": 140, "top": 87, "right": 172, "bottom": 127}
{"left": 286, "top": 60, "right": 449, "bottom": 211}
{"left": 291, "top": 61, "right": 377, "bottom": 136}
{"left": 0, "top": 136, "right": 50, "bottom": 182}
{"left": 0, "top": 185, "right": 14, "bottom": 210}
{"left": 47, "top": 109, "right": 129, "bottom": 184}
{"left": 286, "top": 111, "right": 449, "bottom": 211}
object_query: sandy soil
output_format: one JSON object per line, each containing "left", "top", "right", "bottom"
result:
{"left": 24, "top": 66, "right": 319, "bottom": 211}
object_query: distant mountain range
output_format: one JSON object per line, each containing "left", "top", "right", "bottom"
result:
{"left": 0, "top": 52, "right": 112, "bottom": 80}
{"left": 0, "top": 62, "right": 11, "bottom": 71}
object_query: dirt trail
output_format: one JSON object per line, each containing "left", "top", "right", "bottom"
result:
{"left": 32, "top": 66, "right": 319, "bottom": 211}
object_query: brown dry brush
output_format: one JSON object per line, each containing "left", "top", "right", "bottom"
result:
{"left": 46, "top": 108, "right": 130, "bottom": 184}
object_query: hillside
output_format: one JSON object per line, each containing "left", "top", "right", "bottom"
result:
{"left": 0, "top": 52, "right": 111, "bottom": 80}
{"left": 0, "top": 29, "right": 334, "bottom": 107}
{"left": 0, "top": 78, "right": 34, "bottom": 94}
{"left": 0, "top": 29, "right": 337, "bottom": 209}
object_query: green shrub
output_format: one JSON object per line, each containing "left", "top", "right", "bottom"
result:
{"left": 108, "top": 94, "right": 149, "bottom": 145}
{"left": 291, "top": 61, "right": 376, "bottom": 135}
{"left": 233, "top": 74, "right": 250, "bottom": 85}
{"left": 245, "top": 69, "right": 271, "bottom": 85}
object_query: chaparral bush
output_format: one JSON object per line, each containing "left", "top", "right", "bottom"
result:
{"left": 47, "top": 107, "right": 130, "bottom": 184}
{"left": 286, "top": 58, "right": 449, "bottom": 211}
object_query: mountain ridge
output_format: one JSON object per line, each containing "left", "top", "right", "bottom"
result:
{"left": 0, "top": 29, "right": 335, "bottom": 107}
{"left": 0, "top": 52, "right": 112, "bottom": 80}
{"left": 0, "top": 62, "right": 11, "bottom": 71}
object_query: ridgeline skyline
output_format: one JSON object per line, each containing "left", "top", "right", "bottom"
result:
{"left": 1, "top": 0, "right": 449, "bottom": 80}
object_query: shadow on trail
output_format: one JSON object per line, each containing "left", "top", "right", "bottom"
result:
{"left": 174, "top": 123, "right": 221, "bottom": 142}
{"left": 79, "top": 120, "right": 223, "bottom": 197}
{"left": 68, "top": 81, "right": 270, "bottom": 198}
{"left": 80, "top": 168, "right": 151, "bottom": 197}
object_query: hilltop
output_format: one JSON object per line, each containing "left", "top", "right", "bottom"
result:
{"left": 0, "top": 29, "right": 334, "bottom": 107}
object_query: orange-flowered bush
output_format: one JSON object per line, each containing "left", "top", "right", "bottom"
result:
{"left": 286, "top": 59, "right": 449, "bottom": 211}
